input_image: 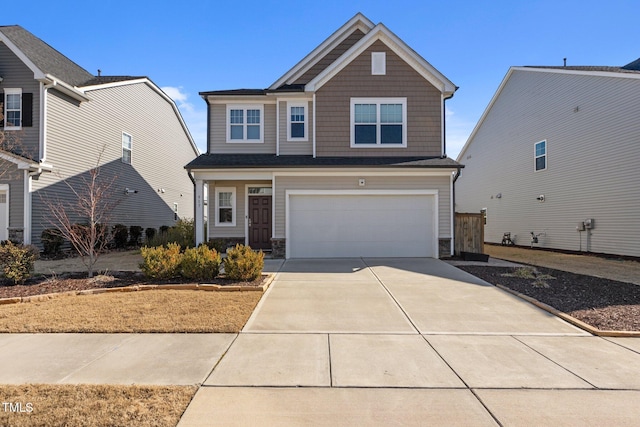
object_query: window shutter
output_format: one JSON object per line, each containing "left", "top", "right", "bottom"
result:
{"left": 0, "top": 92, "right": 4, "bottom": 128}
{"left": 22, "top": 93, "right": 33, "bottom": 127}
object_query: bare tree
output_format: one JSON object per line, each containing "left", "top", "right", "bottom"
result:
{"left": 43, "top": 148, "right": 120, "bottom": 277}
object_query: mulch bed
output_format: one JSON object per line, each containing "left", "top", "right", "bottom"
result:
{"left": 0, "top": 272, "right": 266, "bottom": 299}
{"left": 457, "top": 265, "right": 640, "bottom": 332}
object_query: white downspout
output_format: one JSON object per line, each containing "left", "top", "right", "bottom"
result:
{"left": 22, "top": 171, "right": 32, "bottom": 245}
{"left": 312, "top": 93, "right": 317, "bottom": 158}
{"left": 39, "top": 80, "right": 56, "bottom": 163}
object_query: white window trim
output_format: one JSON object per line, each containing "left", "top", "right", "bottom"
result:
{"left": 122, "top": 132, "right": 132, "bottom": 164}
{"left": 534, "top": 140, "right": 547, "bottom": 172}
{"left": 371, "top": 52, "right": 386, "bottom": 75}
{"left": 226, "top": 104, "right": 264, "bottom": 143}
{"left": 286, "top": 101, "right": 308, "bottom": 142}
{"left": 350, "top": 97, "right": 407, "bottom": 148}
{"left": 3, "top": 88, "right": 22, "bottom": 130}
{"left": 214, "top": 187, "right": 236, "bottom": 227}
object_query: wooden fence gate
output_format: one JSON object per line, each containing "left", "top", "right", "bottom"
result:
{"left": 455, "top": 213, "right": 485, "bottom": 255}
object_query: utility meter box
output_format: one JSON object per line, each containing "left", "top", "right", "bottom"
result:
{"left": 584, "top": 219, "right": 595, "bottom": 229}
{"left": 576, "top": 222, "right": 585, "bottom": 231}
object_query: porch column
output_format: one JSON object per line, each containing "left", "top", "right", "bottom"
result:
{"left": 194, "top": 179, "right": 205, "bottom": 246}
{"left": 23, "top": 171, "right": 32, "bottom": 245}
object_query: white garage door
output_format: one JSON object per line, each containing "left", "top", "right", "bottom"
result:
{"left": 288, "top": 193, "right": 436, "bottom": 258}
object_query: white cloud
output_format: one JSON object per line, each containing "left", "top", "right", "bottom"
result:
{"left": 162, "top": 86, "right": 207, "bottom": 153}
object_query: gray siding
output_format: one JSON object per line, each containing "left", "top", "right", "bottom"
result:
{"left": 0, "top": 42, "right": 41, "bottom": 159}
{"left": 315, "top": 40, "right": 442, "bottom": 157}
{"left": 209, "top": 102, "right": 276, "bottom": 154}
{"left": 273, "top": 174, "right": 451, "bottom": 239}
{"left": 0, "top": 160, "right": 24, "bottom": 230}
{"left": 456, "top": 69, "right": 640, "bottom": 257}
{"left": 31, "top": 82, "right": 197, "bottom": 244}
{"left": 278, "top": 100, "right": 313, "bottom": 155}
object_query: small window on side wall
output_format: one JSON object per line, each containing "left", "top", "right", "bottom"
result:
{"left": 122, "top": 132, "right": 132, "bottom": 164}
{"left": 535, "top": 140, "right": 546, "bottom": 171}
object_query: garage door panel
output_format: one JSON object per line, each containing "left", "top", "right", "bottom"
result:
{"left": 289, "top": 194, "right": 435, "bottom": 258}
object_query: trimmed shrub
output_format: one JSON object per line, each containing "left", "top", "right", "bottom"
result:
{"left": 112, "top": 224, "right": 129, "bottom": 249}
{"left": 41, "top": 228, "right": 64, "bottom": 256}
{"left": 0, "top": 241, "right": 38, "bottom": 285}
{"left": 223, "top": 244, "right": 264, "bottom": 281}
{"left": 145, "top": 227, "right": 156, "bottom": 242}
{"left": 181, "top": 245, "right": 221, "bottom": 280}
{"left": 129, "top": 226, "right": 143, "bottom": 246}
{"left": 139, "top": 243, "right": 183, "bottom": 279}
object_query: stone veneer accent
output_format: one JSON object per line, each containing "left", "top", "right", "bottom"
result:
{"left": 438, "top": 238, "right": 452, "bottom": 258}
{"left": 270, "top": 238, "right": 286, "bottom": 259}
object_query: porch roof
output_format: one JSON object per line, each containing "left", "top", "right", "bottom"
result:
{"left": 186, "top": 154, "right": 462, "bottom": 170}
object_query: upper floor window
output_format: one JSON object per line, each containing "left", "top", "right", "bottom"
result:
{"left": 287, "top": 102, "right": 308, "bottom": 141}
{"left": 350, "top": 98, "right": 407, "bottom": 147}
{"left": 3, "top": 88, "right": 22, "bottom": 130}
{"left": 535, "top": 140, "right": 546, "bottom": 171}
{"left": 122, "top": 132, "right": 132, "bottom": 164}
{"left": 227, "top": 105, "right": 263, "bottom": 143}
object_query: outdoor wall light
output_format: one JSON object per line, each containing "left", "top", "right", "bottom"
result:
{"left": 124, "top": 188, "right": 138, "bottom": 195}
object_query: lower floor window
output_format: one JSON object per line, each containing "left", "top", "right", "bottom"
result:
{"left": 215, "top": 187, "right": 236, "bottom": 226}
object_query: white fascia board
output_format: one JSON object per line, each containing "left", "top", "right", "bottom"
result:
{"left": 83, "top": 78, "right": 200, "bottom": 155}
{"left": 41, "top": 74, "right": 91, "bottom": 102}
{"left": 0, "top": 150, "right": 41, "bottom": 170}
{"left": 269, "top": 13, "right": 375, "bottom": 90}
{"left": 207, "top": 96, "right": 276, "bottom": 105}
{"left": 0, "top": 32, "right": 47, "bottom": 80}
{"left": 519, "top": 66, "right": 640, "bottom": 80}
{"left": 189, "top": 168, "right": 457, "bottom": 180}
{"left": 306, "top": 24, "right": 457, "bottom": 95}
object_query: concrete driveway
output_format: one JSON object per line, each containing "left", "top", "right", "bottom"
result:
{"left": 179, "top": 258, "right": 640, "bottom": 426}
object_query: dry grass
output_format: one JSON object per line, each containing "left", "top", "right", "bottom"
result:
{"left": 0, "top": 290, "right": 262, "bottom": 333}
{"left": 0, "top": 384, "right": 196, "bottom": 427}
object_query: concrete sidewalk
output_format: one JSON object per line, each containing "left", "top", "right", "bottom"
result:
{"left": 178, "top": 258, "right": 640, "bottom": 426}
{"left": 1, "top": 258, "right": 639, "bottom": 425}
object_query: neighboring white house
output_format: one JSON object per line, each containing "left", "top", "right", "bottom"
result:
{"left": 0, "top": 25, "right": 199, "bottom": 246}
{"left": 456, "top": 59, "right": 640, "bottom": 258}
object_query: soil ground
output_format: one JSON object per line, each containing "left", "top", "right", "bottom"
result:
{"left": 460, "top": 246, "right": 640, "bottom": 332}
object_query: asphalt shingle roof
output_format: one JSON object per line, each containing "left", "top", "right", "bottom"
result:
{"left": 0, "top": 25, "right": 94, "bottom": 86}
{"left": 81, "top": 76, "right": 147, "bottom": 87}
{"left": 186, "top": 154, "right": 462, "bottom": 169}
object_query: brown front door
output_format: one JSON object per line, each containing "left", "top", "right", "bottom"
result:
{"left": 248, "top": 195, "right": 272, "bottom": 250}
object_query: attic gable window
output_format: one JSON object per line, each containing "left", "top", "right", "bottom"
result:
{"left": 3, "top": 89, "right": 22, "bottom": 130}
{"left": 372, "top": 52, "right": 386, "bottom": 75}
{"left": 227, "top": 105, "right": 263, "bottom": 143}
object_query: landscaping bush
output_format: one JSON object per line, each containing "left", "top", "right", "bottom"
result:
{"left": 0, "top": 241, "right": 39, "bottom": 285}
{"left": 206, "top": 238, "right": 228, "bottom": 254}
{"left": 223, "top": 244, "right": 264, "bottom": 281}
{"left": 128, "top": 226, "right": 143, "bottom": 246}
{"left": 145, "top": 227, "right": 156, "bottom": 242}
{"left": 41, "top": 228, "right": 64, "bottom": 256}
{"left": 181, "top": 245, "right": 221, "bottom": 280}
{"left": 112, "top": 224, "right": 129, "bottom": 249}
{"left": 148, "top": 219, "right": 195, "bottom": 249}
{"left": 159, "top": 225, "right": 170, "bottom": 235}
{"left": 139, "top": 243, "right": 183, "bottom": 279}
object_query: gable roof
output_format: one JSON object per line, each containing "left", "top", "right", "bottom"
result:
{"left": 457, "top": 62, "right": 640, "bottom": 161}
{"left": 0, "top": 25, "right": 94, "bottom": 86}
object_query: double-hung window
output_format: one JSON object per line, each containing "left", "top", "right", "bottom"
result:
{"left": 351, "top": 98, "right": 407, "bottom": 147}
{"left": 534, "top": 140, "right": 547, "bottom": 171}
{"left": 227, "top": 105, "right": 263, "bottom": 142}
{"left": 122, "top": 132, "right": 132, "bottom": 164}
{"left": 287, "top": 102, "right": 307, "bottom": 141}
{"left": 215, "top": 187, "right": 236, "bottom": 226}
{"left": 4, "top": 88, "right": 22, "bottom": 130}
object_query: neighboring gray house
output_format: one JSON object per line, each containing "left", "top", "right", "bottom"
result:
{"left": 0, "top": 25, "right": 199, "bottom": 246}
{"left": 187, "top": 13, "right": 461, "bottom": 258}
{"left": 456, "top": 60, "right": 640, "bottom": 258}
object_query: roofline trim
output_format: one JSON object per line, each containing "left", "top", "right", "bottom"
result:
{"left": 305, "top": 23, "right": 456, "bottom": 95}
{"left": 516, "top": 65, "right": 640, "bottom": 79}
{"left": 40, "top": 74, "right": 91, "bottom": 102}
{"left": 268, "top": 13, "right": 375, "bottom": 90}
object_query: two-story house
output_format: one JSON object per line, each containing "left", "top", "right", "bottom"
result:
{"left": 456, "top": 60, "right": 640, "bottom": 258}
{"left": 0, "top": 25, "right": 199, "bottom": 246}
{"left": 187, "top": 14, "right": 461, "bottom": 258}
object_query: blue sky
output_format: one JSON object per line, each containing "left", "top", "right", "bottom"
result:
{"left": 7, "top": 0, "right": 639, "bottom": 158}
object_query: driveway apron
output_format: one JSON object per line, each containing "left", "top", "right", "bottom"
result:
{"left": 180, "top": 258, "right": 640, "bottom": 426}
